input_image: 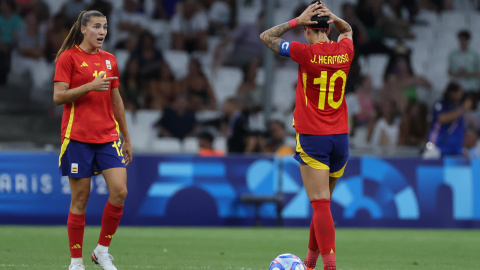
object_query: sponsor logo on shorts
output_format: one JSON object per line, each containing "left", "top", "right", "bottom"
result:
{"left": 71, "top": 163, "right": 78, "bottom": 174}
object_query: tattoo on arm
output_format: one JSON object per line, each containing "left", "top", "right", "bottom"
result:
{"left": 260, "top": 22, "right": 291, "bottom": 54}
{"left": 335, "top": 19, "right": 352, "bottom": 34}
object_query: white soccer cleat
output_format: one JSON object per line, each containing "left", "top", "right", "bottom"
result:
{"left": 68, "top": 263, "right": 85, "bottom": 270}
{"left": 91, "top": 249, "right": 118, "bottom": 270}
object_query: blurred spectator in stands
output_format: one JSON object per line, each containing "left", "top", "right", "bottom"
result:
{"left": 377, "top": 74, "right": 407, "bottom": 118}
{"left": 463, "top": 92, "right": 479, "bottom": 130}
{"left": 60, "top": 0, "right": 87, "bottom": 26}
{"left": 381, "top": 0, "right": 413, "bottom": 39}
{"left": 448, "top": 30, "right": 480, "bottom": 93}
{"left": 398, "top": 101, "right": 429, "bottom": 146}
{"left": 171, "top": 0, "right": 208, "bottom": 53}
{"left": 426, "top": 82, "right": 472, "bottom": 156}
{"left": 151, "top": 0, "right": 170, "bottom": 20}
{"left": 120, "top": 58, "right": 144, "bottom": 112}
{"left": 161, "top": 0, "right": 182, "bottom": 17}
{"left": 348, "top": 75, "right": 376, "bottom": 141}
{"left": 155, "top": 94, "right": 197, "bottom": 140}
{"left": 111, "top": 0, "right": 148, "bottom": 49}
{"left": 88, "top": 0, "right": 112, "bottom": 19}
{"left": 16, "top": 0, "right": 49, "bottom": 23}
{"left": 341, "top": 2, "right": 366, "bottom": 92}
{"left": 370, "top": 99, "right": 401, "bottom": 147}
{"left": 237, "top": 58, "right": 263, "bottom": 112}
{"left": 343, "top": 3, "right": 368, "bottom": 50}
{"left": 198, "top": 131, "right": 225, "bottom": 156}
{"left": 463, "top": 129, "right": 480, "bottom": 158}
{"left": 10, "top": 10, "right": 51, "bottom": 95}
{"left": 355, "top": 0, "right": 390, "bottom": 56}
{"left": 267, "top": 120, "right": 294, "bottom": 156}
{"left": 222, "top": 97, "right": 249, "bottom": 153}
{"left": 149, "top": 62, "right": 178, "bottom": 110}
{"left": 0, "top": 0, "right": 22, "bottom": 85}
{"left": 214, "top": 11, "right": 264, "bottom": 69}
{"left": 419, "top": 0, "right": 451, "bottom": 11}
{"left": 45, "top": 13, "right": 68, "bottom": 62}
{"left": 179, "top": 58, "right": 217, "bottom": 111}
{"left": 206, "top": 0, "right": 232, "bottom": 36}
{"left": 123, "top": 32, "right": 139, "bottom": 55}
{"left": 248, "top": 120, "right": 294, "bottom": 156}
{"left": 130, "top": 31, "right": 164, "bottom": 81}
{"left": 384, "top": 56, "right": 431, "bottom": 108}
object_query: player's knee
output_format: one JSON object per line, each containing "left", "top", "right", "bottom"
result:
{"left": 71, "top": 191, "right": 90, "bottom": 211}
{"left": 111, "top": 187, "right": 128, "bottom": 203}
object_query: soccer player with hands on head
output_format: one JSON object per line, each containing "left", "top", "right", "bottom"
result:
{"left": 260, "top": 1, "right": 354, "bottom": 270}
{"left": 53, "top": 9, "right": 132, "bottom": 270}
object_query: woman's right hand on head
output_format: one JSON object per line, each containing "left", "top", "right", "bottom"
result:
{"left": 297, "top": 1, "right": 323, "bottom": 26}
{"left": 88, "top": 71, "right": 118, "bottom": 91}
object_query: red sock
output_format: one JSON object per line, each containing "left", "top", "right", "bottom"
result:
{"left": 311, "top": 199, "right": 336, "bottom": 268}
{"left": 308, "top": 217, "right": 319, "bottom": 252}
{"left": 98, "top": 201, "right": 124, "bottom": 246}
{"left": 304, "top": 218, "right": 320, "bottom": 268}
{"left": 67, "top": 211, "right": 85, "bottom": 258}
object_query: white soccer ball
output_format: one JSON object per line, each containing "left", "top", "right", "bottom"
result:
{"left": 269, "top": 253, "right": 306, "bottom": 270}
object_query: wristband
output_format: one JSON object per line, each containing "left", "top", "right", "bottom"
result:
{"left": 288, "top": 18, "right": 299, "bottom": 29}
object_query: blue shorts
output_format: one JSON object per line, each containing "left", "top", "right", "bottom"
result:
{"left": 294, "top": 133, "right": 349, "bottom": 177}
{"left": 59, "top": 138, "right": 126, "bottom": 178}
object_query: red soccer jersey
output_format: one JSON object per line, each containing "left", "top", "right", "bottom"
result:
{"left": 289, "top": 38, "right": 354, "bottom": 135}
{"left": 54, "top": 45, "right": 120, "bottom": 143}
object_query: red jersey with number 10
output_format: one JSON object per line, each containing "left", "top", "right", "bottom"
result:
{"left": 54, "top": 45, "right": 120, "bottom": 143}
{"left": 289, "top": 38, "right": 354, "bottom": 135}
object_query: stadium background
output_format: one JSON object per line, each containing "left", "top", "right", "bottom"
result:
{"left": 1, "top": 0, "right": 480, "bottom": 268}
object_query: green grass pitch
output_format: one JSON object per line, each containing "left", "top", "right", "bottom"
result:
{"left": 0, "top": 226, "right": 478, "bottom": 269}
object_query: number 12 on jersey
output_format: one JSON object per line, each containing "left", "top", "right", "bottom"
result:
{"left": 303, "top": 70, "right": 347, "bottom": 110}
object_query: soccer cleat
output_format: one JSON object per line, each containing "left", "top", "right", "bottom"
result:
{"left": 91, "top": 249, "right": 117, "bottom": 270}
{"left": 303, "top": 260, "right": 316, "bottom": 269}
{"left": 324, "top": 266, "right": 336, "bottom": 270}
{"left": 68, "top": 263, "right": 85, "bottom": 270}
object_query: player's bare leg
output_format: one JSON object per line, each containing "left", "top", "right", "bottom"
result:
{"left": 91, "top": 168, "right": 127, "bottom": 270}
{"left": 300, "top": 164, "right": 337, "bottom": 270}
{"left": 68, "top": 177, "right": 91, "bottom": 269}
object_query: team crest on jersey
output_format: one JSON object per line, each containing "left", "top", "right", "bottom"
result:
{"left": 106, "top": 60, "right": 111, "bottom": 70}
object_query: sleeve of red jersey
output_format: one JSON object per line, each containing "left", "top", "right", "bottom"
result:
{"left": 111, "top": 58, "right": 120, "bottom": 89}
{"left": 54, "top": 52, "right": 73, "bottom": 84}
{"left": 339, "top": 38, "right": 354, "bottom": 55}
{"left": 289, "top": 41, "right": 309, "bottom": 64}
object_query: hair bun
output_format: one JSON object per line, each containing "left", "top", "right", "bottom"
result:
{"left": 309, "top": 15, "right": 330, "bottom": 29}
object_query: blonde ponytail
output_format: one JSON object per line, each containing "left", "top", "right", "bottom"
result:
{"left": 54, "top": 10, "right": 105, "bottom": 62}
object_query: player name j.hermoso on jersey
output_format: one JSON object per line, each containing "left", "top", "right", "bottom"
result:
{"left": 310, "top": 53, "right": 349, "bottom": 65}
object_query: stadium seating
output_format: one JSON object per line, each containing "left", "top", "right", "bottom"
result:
{"left": 128, "top": 109, "right": 162, "bottom": 152}
{"left": 114, "top": 49, "right": 130, "bottom": 75}
{"left": 150, "top": 137, "right": 182, "bottom": 153}
{"left": 163, "top": 50, "right": 190, "bottom": 80}
{"left": 211, "top": 67, "right": 243, "bottom": 107}
{"left": 272, "top": 67, "right": 297, "bottom": 113}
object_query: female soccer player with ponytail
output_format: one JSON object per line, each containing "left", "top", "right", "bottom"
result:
{"left": 260, "top": 1, "right": 354, "bottom": 270}
{"left": 53, "top": 10, "right": 132, "bottom": 270}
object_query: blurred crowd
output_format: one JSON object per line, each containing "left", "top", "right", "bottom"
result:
{"left": 2, "top": 0, "right": 480, "bottom": 158}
